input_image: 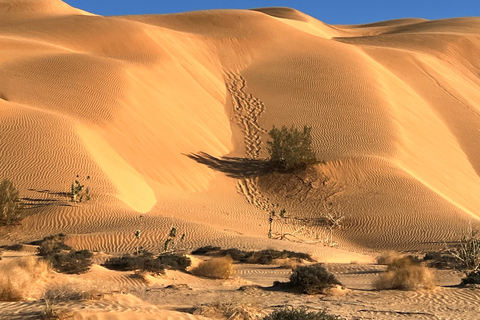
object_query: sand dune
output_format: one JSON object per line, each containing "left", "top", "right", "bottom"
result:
{"left": 1, "top": 0, "right": 480, "bottom": 267}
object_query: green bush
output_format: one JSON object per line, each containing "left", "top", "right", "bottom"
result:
{"left": 0, "top": 179, "right": 22, "bottom": 225}
{"left": 45, "top": 250, "right": 93, "bottom": 274}
{"left": 263, "top": 307, "right": 339, "bottom": 320}
{"left": 267, "top": 125, "right": 317, "bottom": 171}
{"left": 289, "top": 264, "right": 341, "bottom": 294}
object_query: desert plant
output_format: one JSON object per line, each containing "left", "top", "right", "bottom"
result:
{"left": 374, "top": 256, "right": 435, "bottom": 290}
{"left": 0, "top": 257, "right": 50, "bottom": 301}
{"left": 448, "top": 227, "right": 480, "bottom": 271}
{"left": 191, "top": 256, "right": 234, "bottom": 279}
{"left": 263, "top": 307, "right": 339, "bottom": 320}
{"left": 288, "top": 264, "right": 341, "bottom": 294}
{"left": 320, "top": 202, "right": 344, "bottom": 246}
{"left": 37, "top": 234, "right": 71, "bottom": 257}
{"left": 157, "top": 253, "right": 191, "bottom": 271}
{"left": 103, "top": 254, "right": 164, "bottom": 274}
{"left": 45, "top": 250, "right": 93, "bottom": 274}
{"left": 268, "top": 205, "right": 286, "bottom": 239}
{"left": 267, "top": 125, "right": 317, "bottom": 172}
{"left": 70, "top": 175, "right": 90, "bottom": 203}
{"left": 0, "top": 179, "right": 22, "bottom": 225}
{"left": 461, "top": 270, "right": 480, "bottom": 285}
{"left": 163, "top": 227, "right": 185, "bottom": 253}
{"left": 194, "top": 301, "right": 265, "bottom": 320}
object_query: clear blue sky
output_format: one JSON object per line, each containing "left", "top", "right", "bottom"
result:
{"left": 63, "top": 1, "right": 480, "bottom": 25}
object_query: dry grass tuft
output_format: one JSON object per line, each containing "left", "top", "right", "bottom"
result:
{"left": 193, "top": 301, "right": 265, "bottom": 320}
{"left": 0, "top": 257, "right": 50, "bottom": 301}
{"left": 191, "top": 256, "right": 234, "bottom": 279}
{"left": 376, "top": 251, "right": 404, "bottom": 265}
{"left": 374, "top": 256, "right": 435, "bottom": 290}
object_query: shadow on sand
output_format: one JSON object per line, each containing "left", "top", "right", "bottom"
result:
{"left": 185, "top": 152, "right": 277, "bottom": 178}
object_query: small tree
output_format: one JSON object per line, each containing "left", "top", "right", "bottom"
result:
{"left": 267, "top": 125, "right": 317, "bottom": 171}
{"left": 0, "top": 179, "right": 22, "bottom": 225}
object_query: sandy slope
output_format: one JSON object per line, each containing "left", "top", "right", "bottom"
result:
{"left": 1, "top": 0, "right": 480, "bottom": 263}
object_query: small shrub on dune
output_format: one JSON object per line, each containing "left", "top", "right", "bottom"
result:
{"left": 0, "top": 179, "right": 22, "bottom": 225}
{"left": 461, "top": 270, "right": 480, "bottom": 286}
{"left": 374, "top": 256, "right": 435, "bottom": 290}
{"left": 45, "top": 250, "right": 93, "bottom": 274}
{"left": 103, "top": 254, "right": 164, "bottom": 274}
{"left": 288, "top": 264, "right": 341, "bottom": 294}
{"left": 263, "top": 307, "right": 339, "bottom": 320}
{"left": 191, "top": 256, "right": 234, "bottom": 279}
{"left": 0, "top": 257, "right": 50, "bottom": 301}
{"left": 157, "top": 253, "right": 191, "bottom": 271}
{"left": 36, "top": 234, "right": 71, "bottom": 257}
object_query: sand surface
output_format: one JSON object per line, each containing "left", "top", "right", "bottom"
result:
{"left": 1, "top": 1, "right": 480, "bottom": 319}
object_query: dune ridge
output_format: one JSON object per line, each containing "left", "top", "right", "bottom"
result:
{"left": 0, "top": 1, "right": 480, "bottom": 258}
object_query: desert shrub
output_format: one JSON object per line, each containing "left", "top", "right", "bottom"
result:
{"left": 194, "top": 301, "right": 265, "bottom": 320}
{"left": 192, "top": 247, "right": 314, "bottom": 265}
{"left": 267, "top": 125, "right": 317, "bottom": 172}
{"left": 263, "top": 307, "right": 339, "bottom": 320}
{"left": 0, "top": 179, "right": 22, "bottom": 225}
{"left": 45, "top": 250, "right": 93, "bottom": 274}
{"left": 103, "top": 255, "right": 159, "bottom": 272}
{"left": 450, "top": 230, "right": 480, "bottom": 270}
{"left": 376, "top": 251, "right": 405, "bottom": 265}
{"left": 157, "top": 253, "right": 191, "bottom": 271}
{"left": 37, "top": 234, "right": 71, "bottom": 257}
{"left": 191, "top": 256, "right": 234, "bottom": 279}
{"left": 1, "top": 243, "right": 24, "bottom": 251}
{"left": 374, "top": 256, "right": 435, "bottom": 290}
{"left": 461, "top": 270, "right": 480, "bottom": 286}
{"left": 247, "top": 250, "right": 312, "bottom": 264}
{"left": 191, "top": 246, "right": 221, "bottom": 255}
{"left": 0, "top": 257, "right": 50, "bottom": 301}
{"left": 288, "top": 264, "right": 341, "bottom": 294}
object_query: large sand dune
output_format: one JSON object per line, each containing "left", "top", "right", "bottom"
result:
{"left": 1, "top": 0, "right": 480, "bottom": 258}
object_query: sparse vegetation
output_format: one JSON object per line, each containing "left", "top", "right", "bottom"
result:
{"left": 103, "top": 252, "right": 190, "bottom": 275}
{"left": 288, "top": 264, "right": 342, "bottom": 294}
{"left": 374, "top": 256, "right": 435, "bottom": 290}
{"left": 163, "top": 227, "right": 185, "bottom": 253}
{"left": 191, "top": 256, "right": 234, "bottom": 279}
{"left": 263, "top": 307, "right": 339, "bottom": 320}
{"left": 461, "top": 270, "right": 480, "bottom": 286}
{"left": 0, "top": 179, "right": 22, "bottom": 225}
{"left": 267, "top": 125, "right": 317, "bottom": 172}
{"left": 45, "top": 250, "right": 93, "bottom": 274}
{"left": 36, "top": 234, "right": 72, "bottom": 257}
{"left": 191, "top": 247, "right": 314, "bottom": 265}
{"left": 0, "top": 257, "right": 50, "bottom": 301}
{"left": 35, "top": 234, "right": 92, "bottom": 274}
{"left": 268, "top": 205, "right": 286, "bottom": 239}
{"left": 448, "top": 227, "right": 480, "bottom": 271}
{"left": 194, "top": 301, "right": 265, "bottom": 320}
{"left": 70, "top": 175, "right": 91, "bottom": 203}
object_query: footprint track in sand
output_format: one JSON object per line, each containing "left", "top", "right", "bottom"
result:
{"left": 225, "top": 72, "right": 273, "bottom": 213}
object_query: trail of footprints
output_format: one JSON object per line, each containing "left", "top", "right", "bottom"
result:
{"left": 225, "top": 72, "right": 272, "bottom": 212}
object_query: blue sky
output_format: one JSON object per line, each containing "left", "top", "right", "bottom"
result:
{"left": 63, "top": 1, "right": 480, "bottom": 25}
